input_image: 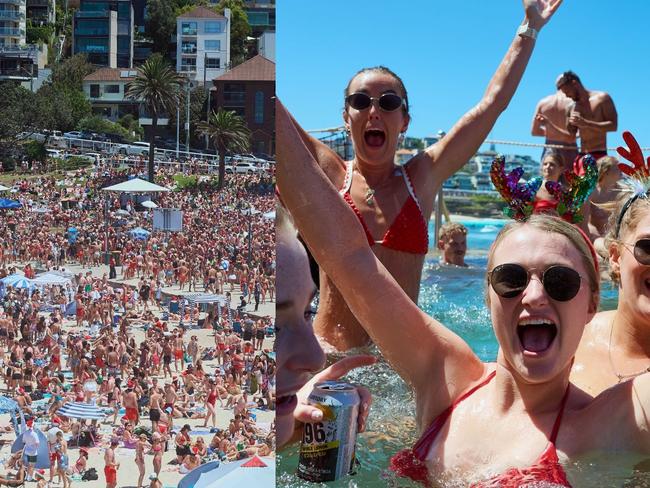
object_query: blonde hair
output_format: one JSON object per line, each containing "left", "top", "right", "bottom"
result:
{"left": 439, "top": 222, "right": 467, "bottom": 242}
{"left": 604, "top": 189, "right": 650, "bottom": 283}
{"left": 597, "top": 156, "right": 619, "bottom": 183}
{"left": 485, "top": 214, "right": 599, "bottom": 305}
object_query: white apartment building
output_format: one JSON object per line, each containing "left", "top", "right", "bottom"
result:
{"left": 82, "top": 67, "right": 139, "bottom": 121}
{"left": 0, "top": 0, "right": 26, "bottom": 47}
{"left": 176, "top": 6, "right": 230, "bottom": 85}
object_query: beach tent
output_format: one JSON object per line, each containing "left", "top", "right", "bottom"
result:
{"left": 128, "top": 227, "right": 151, "bottom": 240}
{"left": 56, "top": 402, "right": 105, "bottom": 421}
{"left": 12, "top": 429, "right": 50, "bottom": 469}
{"left": 189, "top": 456, "right": 275, "bottom": 487}
{"left": 102, "top": 178, "right": 170, "bottom": 193}
{"left": 178, "top": 461, "right": 220, "bottom": 488}
{"left": 33, "top": 273, "right": 72, "bottom": 286}
{"left": 0, "top": 184, "right": 10, "bottom": 191}
{"left": 0, "top": 198, "right": 21, "bottom": 209}
{"left": 1, "top": 274, "right": 34, "bottom": 290}
{"left": 184, "top": 293, "right": 226, "bottom": 305}
{"left": 263, "top": 210, "right": 275, "bottom": 220}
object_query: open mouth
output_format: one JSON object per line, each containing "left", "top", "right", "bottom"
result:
{"left": 364, "top": 129, "right": 386, "bottom": 148}
{"left": 276, "top": 394, "right": 298, "bottom": 415}
{"left": 517, "top": 319, "right": 557, "bottom": 355}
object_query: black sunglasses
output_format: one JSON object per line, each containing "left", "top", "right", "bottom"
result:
{"left": 488, "top": 263, "right": 582, "bottom": 302}
{"left": 345, "top": 92, "right": 405, "bottom": 112}
{"left": 621, "top": 238, "right": 650, "bottom": 265}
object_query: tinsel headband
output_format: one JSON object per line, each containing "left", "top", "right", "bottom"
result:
{"left": 614, "top": 131, "right": 650, "bottom": 238}
{"left": 489, "top": 155, "right": 597, "bottom": 223}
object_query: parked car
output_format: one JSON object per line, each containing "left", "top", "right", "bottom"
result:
{"left": 63, "top": 131, "right": 83, "bottom": 139}
{"left": 114, "top": 141, "right": 150, "bottom": 156}
{"left": 226, "top": 161, "right": 263, "bottom": 174}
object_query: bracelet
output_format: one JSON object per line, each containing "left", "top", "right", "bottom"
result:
{"left": 517, "top": 23, "right": 538, "bottom": 40}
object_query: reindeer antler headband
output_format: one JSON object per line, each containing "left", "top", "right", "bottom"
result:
{"left": 614, "top": 131, "right": 650, "bottom": 238}
{"left": 490, "top": 155, "right": 597, "bottom": 223}
{"left": 490, "top": 156, "right": 541, "bottom": 220}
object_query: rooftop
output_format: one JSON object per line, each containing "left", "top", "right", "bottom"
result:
{"left": 214, "top": 55, "right": 274, "bottom": 82}
{"left": 84, "top": 67, "right": 138, "bottom": 82}
{"left": 178, "top": 6, "right": 226, "bottom": 19}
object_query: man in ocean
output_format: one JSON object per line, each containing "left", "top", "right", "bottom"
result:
{"left": 556, "top": 71, "right": 618, "bottom": 175}
{"left": 531, "top": 84, "right": 578, "bottom": 170}
{"left": 437, "top": 223, "right": 468, "bottom": 267}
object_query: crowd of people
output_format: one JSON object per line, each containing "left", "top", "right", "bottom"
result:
{"left": 0, "top": 162, "right": 276, "bottom": 486}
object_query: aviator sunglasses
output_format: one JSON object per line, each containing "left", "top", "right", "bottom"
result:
{"left": 488, "top": 263, "right": 582, "bottom": 302}
{"left": 345, "top": 92, "right": 406, "bottom": 112}
{"left": 620, "top": 238, "right": 650, "bottom": 265}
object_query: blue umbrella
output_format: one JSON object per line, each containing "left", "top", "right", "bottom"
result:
{"left": 0, "top": 396, "right": 18, "bottom": 414}
{"left": 128, "top": 227, "right": 151, "bottom": 240}
{"left": 0, "top": 198, "right": 21, "bottom": 209}
{"left": 56, "top": 402, "right": 105, "bottom": 421}
{"left": 178, "top": 461, "right": 220, "bottom": 488}
{"left": 1, "top": 274, "right": 34, "bottom": 290}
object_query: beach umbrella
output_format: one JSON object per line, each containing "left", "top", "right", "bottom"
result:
{"left": 0, "top": 184, "right": 10, "bottom": 191}
{"left": 184, "top": 293, "right": 226, "bottom": 305}
{"left": 178, "top": 461, "right": 221, "bottom": 488}
{"left": 0, "top": 396, "right": 19, "bottom": 414}
{"left": 33, "top": 273, "right": 71, "bottom": 286}
{"left": 128, "top": 227, "right": 151, "bottom": 240}
{"left": 262, "top": 210, "right": 275, "bottom": 220}
{"left": 193, "top": 456, "right": 275, "bottom": 487}
{"left": 0, "top": 198, "right": 21, "bottom": 209}
{"left": 115, "top": 209, "right": 130, "bottom": 216}
{"left": 1, "top": 274, "right": 34, "bottom": 290}
{"left": 102, "top": 178, "right": 170, "bottom": 193}
{"left": 56, "top": 402, "right": 105, "bottom": 420}
{"left": 141, "top": 200, "right": 158, "bottom": 209}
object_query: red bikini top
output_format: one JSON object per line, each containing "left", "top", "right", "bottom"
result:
{"left": 389, "top": 371, "right": 572, "bottom": 487}
{"left": 340, "top": 162, "right": 429, "bottom": 255}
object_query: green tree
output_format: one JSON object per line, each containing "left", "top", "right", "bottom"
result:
{"left": 126, "top": 54, "right": 183, "bottom": 182}
{"left": 198, "top": 108, "right": 250, "bottom": 189}
{"left": 214, "top": 0, "right": 251, "bottom": 67}
{"left": 77, "top": 115, "right": 134, "bottom": 141}
{"left": 36, "top": 84, "right": 92, "bottom": 132}
{"left": 0, "top": 83, "right": 41, "bottom": 161}
{"left": 146, "top": 0, "right": 176, "bottom": 55}
{"left": 24, "top": 140, "right": 47, "bottom": 162}
{"left": 117, "top": 114, "right": 144, "bottom": 140}
{"left": 48, "top": 53, "right": 94, "bottom": 90}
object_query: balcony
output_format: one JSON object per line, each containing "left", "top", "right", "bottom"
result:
{"left": 181, "top": 46, "right": 197, "bottom": 55}
{"left": 0, "top": 10, "right": 24, "bottom": 20}
{"left": 179, "top": 65, "right": 196, "bottom": 73}
{"left": 0, "top": 0, "right": 22, "bottom": 5}
{"left": 0, "top": 27, "right": 25, "bottom": 37}
{"left": 75, "top": 27, "right": 109, "bottom": 36}
{"left": 180, "top": 28, "right": 197, "bottom": 36}
{"left": 0, "top": 44, "right": 38, "bottom": 56}
{"left": 75, "top": 10, "right": 109, "bottom": 17}
{"left": 27, "top": 0, "right": 50, "bottom": 6}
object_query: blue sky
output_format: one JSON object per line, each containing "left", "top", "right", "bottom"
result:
{"left": 277, "top": 1, "right": 650, "bottom": 161}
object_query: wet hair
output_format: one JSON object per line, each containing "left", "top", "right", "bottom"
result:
{"left": 556, "top": 70, "right": 581, "bottom": 89}
{"left": 344, "top": 66, "right": 409, "bottom": 115}
{"left": 438, "top": 222, "right": 468, "bottom": 242}
{"left": 485, "top": 214, "right": 599, "bottom": 306}
{"left": 603, "top": 190, "right": 650, "bottom": 283}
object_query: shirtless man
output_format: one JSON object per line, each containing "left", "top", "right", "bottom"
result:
{"left": 589, "top": 156, "right": 622, "bottom": 252}
{"left": 214, "top": 330, "right": 226, "bottom": 365}
{"left": 206, "top": 265, "right": 218, "bottom": 293}
{"left": 531, "top": 87, "right": 577, "bottom": 170}
{"left": 173, "top": 332, "right": 184, "bottom": 372}
{"left": 122, "top": 384, "right": 139, "bottom": 426}
{"left": 104, "top": 439, "right": 120, "bottom": 488}
{"left": 148, "top": 386, "right": 163, "bottom": 432}
{"left": 106, "top": 346, "right": 119, "bottom": 378}
{"left": 556, "top": 70, "right": 618, "bottom": 175}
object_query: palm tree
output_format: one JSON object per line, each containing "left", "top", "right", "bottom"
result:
{"left": 198, "top": 108, "right": 251, "bottom": 189}
{"left": 126, "top": 54, "right": 183, "bottom": 182}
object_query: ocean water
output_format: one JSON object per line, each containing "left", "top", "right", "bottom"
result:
{"left": 277, "top": 220, "right": 624, "bottom": 487}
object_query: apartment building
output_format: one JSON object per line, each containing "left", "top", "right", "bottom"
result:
{"left": 0, "top": 0, "right": 26, "bottom": 47}
{"left": 73, "top": 0, "right": 134, "bottom": 68}
{"left": 26, "top": 0, "right": 55, "bottom": 25}
{"left": 176, "top": 6, "right": 230, "bottom": 85}
{"left": 83, "top": 67, "right": 139, "bottom": 120}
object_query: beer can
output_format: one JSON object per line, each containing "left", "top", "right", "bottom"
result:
{"left": 297, "top": 381, "right": 360, "bottom": 482}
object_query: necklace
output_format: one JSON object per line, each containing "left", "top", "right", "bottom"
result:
{"left": 364, "top": 188, "right": 376, "bottom": 206}
{"left": 607, "top": 318, "right": 650, "bottom": 383}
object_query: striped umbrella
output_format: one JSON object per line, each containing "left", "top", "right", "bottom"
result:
{"left": 184, "top": 293, "right": 226, "bottom": 305}
{"left": 56, "top": 402, "right": 105, "bottom": 420}
{"left": 1, "top": 274, "right": 34, "bottom": 290}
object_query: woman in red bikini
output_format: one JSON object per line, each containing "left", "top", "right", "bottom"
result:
{"left": 279, "top": 1, "right": 561, "bottom": 351}
{"left": 280, "top": 95, "right": 650, "bottom": 486}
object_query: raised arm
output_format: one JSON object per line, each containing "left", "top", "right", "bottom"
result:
{"left": 277, "top": 100, "right": 483, "bottom": 403}
{"left": 425, "top": 0, "right": 563, "bottom": 183}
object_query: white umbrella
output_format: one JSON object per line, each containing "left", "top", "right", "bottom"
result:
{"left": 1, "top": 274, "right": 34, "bottom": 290}
{"left": 0, "top": 184, "right": 10, "bottom": 191}
{"left": 33, "top": 273, "right": 72, "bottom": 286}
{"left": 141, "top": 200, "right": 158, "bottom": 208}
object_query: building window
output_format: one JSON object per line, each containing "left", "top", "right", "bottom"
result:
{"left": 181, "top": 58, "right": 196, "bottom": 72}
{"left": 181, "top": 41, "right": 197, "bottom": 54}
{"left": 247, "top": 11, "right": 269, "bottom": 26}
{"left": 90, "top": 84, "right": 100, "bottom": 98}
{"left": 181, "top": 22, "right": 197, "bottom": 35}
{"left": 105, "top": 84, "right": 119, "bottom": 93}
{"left": 204, "top": 39, "right": 220, "bottom": 51}
{"left": 205, "top": 58, "right": 220, "bottom": 69}
{"left": 204, "top": 21, "right": 221, "bottom": 33}
{"left": 254, "top": 91, "right": 264, "bottom": 124}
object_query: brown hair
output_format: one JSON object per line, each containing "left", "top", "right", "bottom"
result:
{"left": 485, "top": 214, "right": 599, "bottom": 305}
{"left": 439, "top": 222, "right": 468, "bottom": 242}
{"left": 344, "top": 66, "right": 409, "bottom": 115}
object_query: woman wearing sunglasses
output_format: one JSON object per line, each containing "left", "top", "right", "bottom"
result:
{"left": 279, "top": 106, "right": 650, "bottom": 486}
{"left": 572, "top": 132, "right": 650, "bottom": 396}
{"left": 284, "top": 0, "right": 562, "bottom": 351}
